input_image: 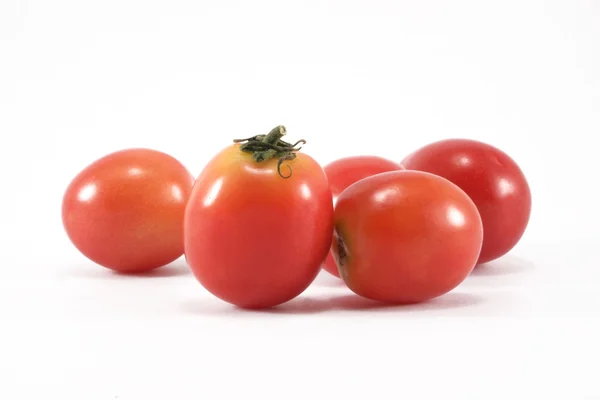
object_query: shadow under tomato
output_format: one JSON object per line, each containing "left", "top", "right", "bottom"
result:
{"left": 470, "top": 254, "right": 534, "bottom": 278}
{"left": 182, "top": 291, "right": 484, "bottom": 316}
{"left": 64, "top": 259, "right": 191, "bottom": 279}
{"left": 114, "top": 262, "right": 191, "bottom": 278}
{"left": 268, "top": 291, "right": 484, "bottom": 314}
{"left": 309, "top": 270, "right": 347, "bottom": 289}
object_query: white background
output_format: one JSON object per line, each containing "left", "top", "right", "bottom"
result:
{"left": 1, "top": 0, "right": 599, "bottom": 399}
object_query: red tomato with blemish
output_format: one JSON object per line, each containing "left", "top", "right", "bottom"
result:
{"left": 62, "top": 148, "right": 194, "bottom": 273}
{"left": 184, "top": 126, "right": 334, "bottom": 309}
{"left": 332, "top": 170, "right": 483, "bottom": 304}
{"left": 322, "top": 156, "right": 403, "bottom": 278}
{"left": 402, "top": 139, "right": 531, "bottom": 264}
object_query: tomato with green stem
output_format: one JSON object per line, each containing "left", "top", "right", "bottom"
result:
{"left": 402, "top": 139, "right": 531, "bottom": 264}
{"left": 184, "top": 125, "right": 334, "bottom": 309}
{"left": 62, "top": 148, "right": 194, "bottom": 273}
{"left": 332, "top": 170, "right": 483, "bottom": 304}
{"left": 322, "top": 156, "right": 403, "bottom": 278}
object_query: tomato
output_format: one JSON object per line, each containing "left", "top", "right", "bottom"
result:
{"left": 322, "top": 156, "right": 403, "bottom": 278}
{"left": 402, "top": 139, "right": 531, "bottom": 264}
{"left": 332, "top": 170, "right": 483, "bottom": 304}
{"left": 62, "top": 148, "right": 194, "bottom": 273}
{"left": 184, "top": 126, "right": 333, "bottom": 309}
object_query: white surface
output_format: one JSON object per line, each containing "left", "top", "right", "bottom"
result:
{"left": 1, "top": 0, "right": 599, "bottom": 399}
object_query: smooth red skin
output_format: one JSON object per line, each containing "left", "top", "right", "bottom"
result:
{"left": 62, "top": 149, "right": 194, "bottom": 273}
{"left": 402, "top": 139, "right": 531, "bottom": 264}
{"left": 322, "top": 156, "right": 403, "bottom": 278}
{"left": 184, "top": 144, "right": 334, "bottom": 309}
{"left": 332, "top": 171, "right": 483, "bottom": 304}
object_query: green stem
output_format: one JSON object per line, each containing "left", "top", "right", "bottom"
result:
{"left": 233, "top": 125, "right": 306, "bottom": 179}
{"left": 263, "top": 125, "right": 287, "bottom": 145}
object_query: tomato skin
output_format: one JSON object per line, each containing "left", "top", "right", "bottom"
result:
{"left": 184, "top": 144, "right": 334, "bottom": 309}
{"left": 402, "top": 139, "right": 531, "bottom": 264}
{"left": 62, "top": 148, "right": 194, "bottom": 273}
{"left": 332, "top": 171, "right": 483, "bottom": 304}
{"left": 322, "top": 156, "right": 403, "bottom": 278}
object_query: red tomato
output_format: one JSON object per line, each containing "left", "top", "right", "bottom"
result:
{"left": 332, "top": 170, "right": 483, "bottom": 304}
{"left": 402, "top": 139, "right": 531, "bottom": 264}
{"left": 62, "top": 148, "right": 194, "bottom": 273}
{"left": 322, "top": 156, "right": 403, "bottom": 278}
{"left": 184, "top": 126, "right": 333, "bottom": 309}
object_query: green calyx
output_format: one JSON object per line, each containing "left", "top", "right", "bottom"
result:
{"left": 233, "top": 125, "right": 306, "bottom": 179}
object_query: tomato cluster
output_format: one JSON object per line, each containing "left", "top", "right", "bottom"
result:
{"left": 63, "top": 125, "right": 531, "bottom": 308}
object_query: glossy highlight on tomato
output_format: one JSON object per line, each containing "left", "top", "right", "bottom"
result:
{"left": 184, "top": 126, "right": 334, "bottom": 309}
{"left": 402, "top": 139, "right": 531, "bottom": 264}
{"left": 322, "top": 156, "right": 403, "bottom": 278}
{"left": 332, "top": 170, "right": 483, "bottom": 304}
{"left": 62, "top": 148, "right": 194, "bottom": 273}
